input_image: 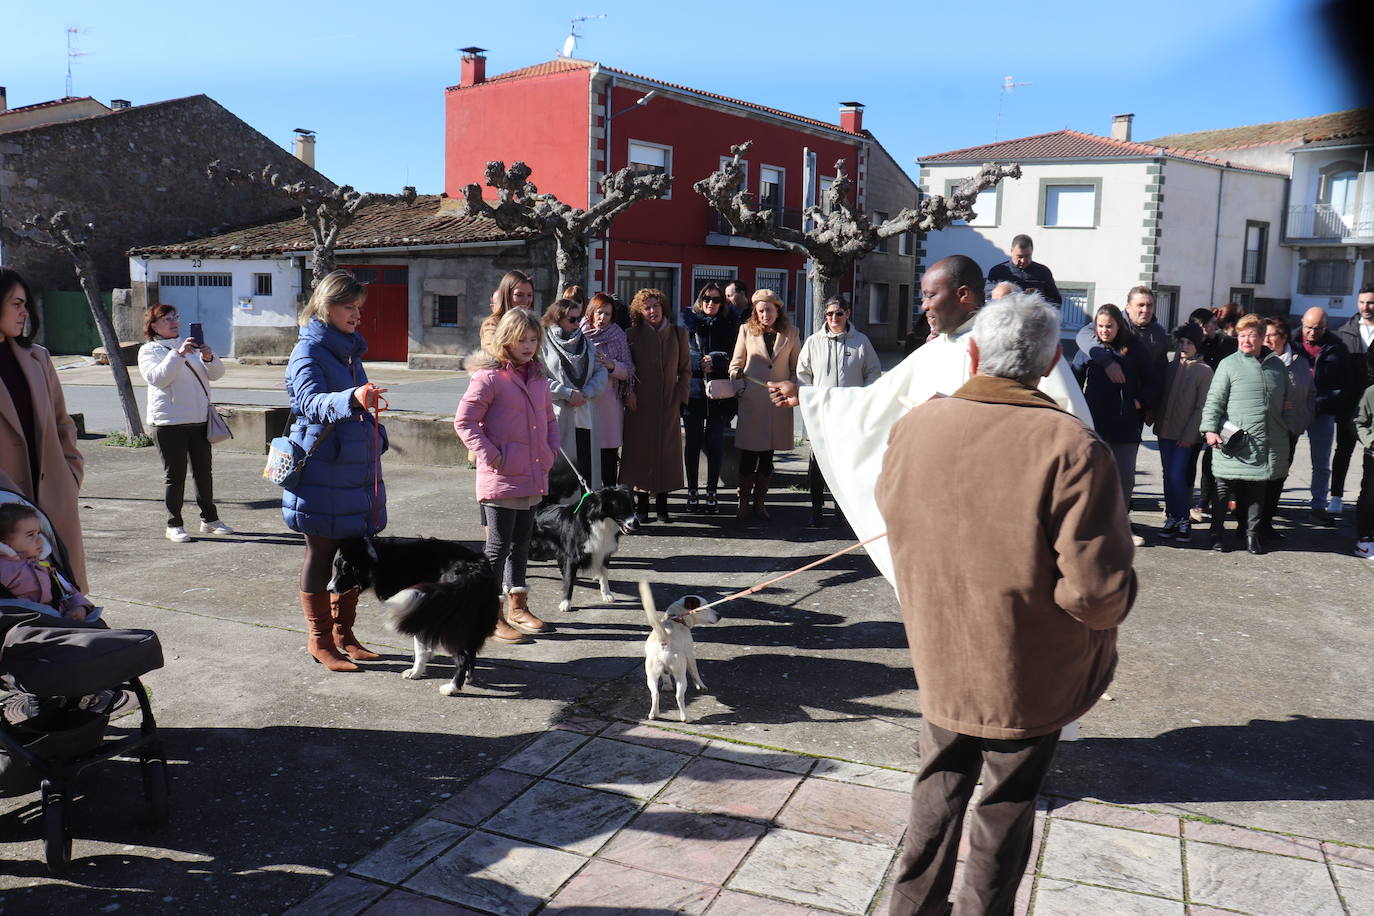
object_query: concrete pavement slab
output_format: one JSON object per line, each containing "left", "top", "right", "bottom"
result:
{"left": 1032, "top": 878, "right": 1184, "bottom": 915}
{"left": 1039, "top": 818, "right": 1184, "bottom": 899}
{"left": 481, "top": 780, "right": 640, "bottom": 855}
{"left": 543, "top": 858, "right": 718, "bottom": 913}
{"left": 727, "top": 827, "right": 893, "bottom": 912}
{"left": 401, "top": 830, "right": 584, "bottom": 915}
{"left": 1184, "top": 842, "right": 1345, "bottom": 914}
{"left": 597, "top": 803, "right": 767, "bottom": 885}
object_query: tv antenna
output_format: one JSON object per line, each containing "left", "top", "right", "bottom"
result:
{"left": 559, "top": 14, "right": 606, "bottom": 58}
{"left": 66, "top": 26, "right": 92, "bottom": 98}
{"left": 993, "top": 75, "right": 1031, "bottom": 141}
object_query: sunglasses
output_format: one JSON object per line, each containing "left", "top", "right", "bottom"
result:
{"left": 825, "top": 311, "right": 846, "bottom": 318}
{"left": 701, "top": 296, "right": 723, "bottom": 304}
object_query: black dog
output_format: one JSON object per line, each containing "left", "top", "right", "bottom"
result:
{"left": 529, "top": 485, "right": 640, "bottom": 613}
{"left": 329, "top": 537, "right": 500, "bottom": 695}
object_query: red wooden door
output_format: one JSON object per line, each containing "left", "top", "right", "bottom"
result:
{"left": 339, "top": 265, "right": 409, "bottom": 361}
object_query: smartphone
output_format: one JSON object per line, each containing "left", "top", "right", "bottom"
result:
{"left": 188, "top": 322, "right": 204, "bottom": 348}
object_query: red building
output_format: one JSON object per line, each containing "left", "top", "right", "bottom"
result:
{"left": 444, "top": 49, "right": 918, "bottom": 341}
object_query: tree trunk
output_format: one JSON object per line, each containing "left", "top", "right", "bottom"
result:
{"left": 807, "top": 264, "right": 843, "bottom": 334}
{"left": 73, "top": 250, "right": 144, "bottom": 438}
{"left": 311, "top": 245, "right": 336, "bottom": 289}
{"left": 554, "top": 235, "right": 588, "bottom": 298}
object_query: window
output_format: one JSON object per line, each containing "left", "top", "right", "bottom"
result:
{"left": 1298, "top": 259, "right": 1352, "bottom": 296}
{"left": 1228, "top": 288, "right": 1254, "bottom": 312}
{"left": 1039, "top": 179, "right": 1101, "bottom": 228}
{"left": 628, "top": 140, "right": 671, "bottom": 196}
{"left": 868, "top": 282, "right": 890, "bottom": 325}
{"left": 875, "top": 212, "right": 890, "bottom": 253}
{"left": 946, "top": 181, "right": 998, "bottom": 227}
{"left": 691, "top": 265, "right": 736, "bottom": 300}
{"left": 760, "top": 166, "right": 784, "bottom": 213}
{"left": 899, "top": 283, "right": 911, "bottom": 331}
{"left": 616, "top": 263, "right": 678, "bottom": 310}
{"left": 1242, "top": 221, "right": 1268, "bottom": 284}
{"left": 348, "top": 267, "right": 379, "bottom": 283}
{"left": 1059, "top": 285, "right": 1094, "bottom": 334}
{"left": 254, "top": 273, "right": 272, "bottom": 297}
{"left": 898, "top": 231, "right": 911, "bottom": 256}
{"left": 722, "top": 155, "right": 749, "bottom": 193}
{"left": 1155, "top": 285, "right": 1180, "bottom": 330}
{"left": 433, "top": 295, "right": 460, "bottom": 328}
{"left": 818, "top": 176, "right": 835, "bottom": 214}
{"left": 756, "top": 269, "right": 788, "bottom": 307}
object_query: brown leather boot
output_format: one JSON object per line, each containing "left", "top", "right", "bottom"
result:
{"left": 736, "top": 474, "right": 755, "bottom": 519}
{"left": 753, "top": 472, "right": 772, "bottom": 521}
{"left": 300, "top": 591, "right": 358, "bottom": 672}
{"left": 491, "top": 593, "right": 531, "bottom": 644}
{"left": 505, "top": 586, "right": 547, "bottom": 634}
{"left": 331, "top": 587, "right": 380, "bottom": 661}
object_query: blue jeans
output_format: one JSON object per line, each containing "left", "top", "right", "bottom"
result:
{"left": 1158, "top": 439, "right": 1200, "bottom": 521}
{"left": 1307, "top": 414, "right": 1337, "bottom": 508}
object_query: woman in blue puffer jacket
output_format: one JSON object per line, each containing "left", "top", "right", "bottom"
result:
{"left": 283, "top": 270, "right": 388, "bottom": 672}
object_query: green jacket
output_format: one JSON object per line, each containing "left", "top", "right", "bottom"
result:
{"left": 1356, "top": 385, "right": 1374, "bottom": 450}
{"left": 1200, "top": 350, "right": 1295, "bottom": 481}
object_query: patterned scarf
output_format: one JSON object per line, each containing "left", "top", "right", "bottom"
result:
{"left": 580, "top": 317, "right": 635, "bottom": 402}
{"left": 544, "top": 326, "right": 592, "bottom": 391}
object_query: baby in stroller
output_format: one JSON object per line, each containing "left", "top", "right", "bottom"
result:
{"left": 0, "top": 502, "right": 95, "bottom": 623}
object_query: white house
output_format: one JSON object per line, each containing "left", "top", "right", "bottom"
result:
{"left": 1148, "top": 108, "right": 1373, "bottom": 318}
{"left": 917, "top": 116, "right": 1291, "bottom": 336}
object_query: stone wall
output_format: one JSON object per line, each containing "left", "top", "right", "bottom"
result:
{"left": 0, "top": 94, "right": 325, "bottom": 301}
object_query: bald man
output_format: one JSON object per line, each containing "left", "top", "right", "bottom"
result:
{"left": 1299, "top": 307, "right": 1352, "bottom": 522}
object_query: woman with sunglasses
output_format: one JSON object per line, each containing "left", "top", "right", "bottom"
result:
{"left": 797, "top": 298, "right": 881, "bottom": 526}
{"left": 542, "top": 298, "right": 608, "bottom": 488}
{"left": 681, "top": 284, "right": 740, "bottom": 512}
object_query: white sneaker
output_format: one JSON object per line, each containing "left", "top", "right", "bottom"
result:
{"left": 165, "top": 526, "right": 193, "bottom": 543}
{"left": 1328, "top": 496, "right": 1344, "bottom": 514}
{"left": 1131, "top": 534, "right": 1146, "bottom": 547}
{"left": 1356, "top": 540, "right": 1374, "bottom": 559}
{"left": 200, "top": 520, "right": 235, "bottom": 535}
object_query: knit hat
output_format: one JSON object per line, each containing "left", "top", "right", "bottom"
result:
{"left": 1173, "top": 323, "right": 1204, "bottom": 347}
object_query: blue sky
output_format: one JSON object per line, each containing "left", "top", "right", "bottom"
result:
{"left": 8, "top": 0, "right": 1359, "bottom": 195}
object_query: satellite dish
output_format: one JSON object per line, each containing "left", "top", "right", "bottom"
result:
{"left": 561, "top": 33, "right": 576, "bottom": 58}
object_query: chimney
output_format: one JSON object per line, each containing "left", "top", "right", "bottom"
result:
{"left": 111, "top": 98, "right": 131, "bottom": 110}
{"left": 460, "top": 47, "right": 488, "bottom": 87}
{"left": 0, "top": 87, "right": 7, "bottom": 113}
{"left": 840, "top": 101, "right": 864, "bottom": 134}
{"left": 293, "top": 128, "right": 316, "bottom": 168}
{"left": 1111, "top": 113, "right": 1134, "bottom": 141}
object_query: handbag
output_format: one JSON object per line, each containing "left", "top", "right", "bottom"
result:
{"left": 186, "top": 359, "right": 233, "bottom": 444}
{"left": 1217, "top": 421, "right": 1248, "bottom": 457}
{"left": 263, "top": 411, "right": 336, "bottom": 489}
{"left": 705, "top": 378, "right": 736, "bottom": 400}
{"left": 701, "top": 344, "right": 736, "bottom": 400}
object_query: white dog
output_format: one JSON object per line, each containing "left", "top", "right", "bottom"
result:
{"left": 640, "top": 581, "right": 720, "bottom": 723}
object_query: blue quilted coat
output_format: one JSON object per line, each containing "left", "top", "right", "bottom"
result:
{"left": 281, "top": 319, "right": 388, "bottom": 537}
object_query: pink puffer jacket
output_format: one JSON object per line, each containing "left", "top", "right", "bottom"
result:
{"left": 455, "top": 359, "right": 560, "bottom": 502}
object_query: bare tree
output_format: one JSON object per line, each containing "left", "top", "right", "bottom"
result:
{"left": 695, "top": 142, "right": 1022, "bottom": 330}
{"left": 206, "top": 162, "right": 417, "bottom": 288}
{"left": 0, "top": 211, "right": 144, "bottom": 437}
{"left": 457, "top": 161, "right": 673, "bottom": 294}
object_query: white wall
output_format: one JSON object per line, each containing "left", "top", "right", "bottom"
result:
{"left": 129, "top": 256, "right": 302, "bottom": 329}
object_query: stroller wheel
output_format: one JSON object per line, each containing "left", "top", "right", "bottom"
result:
{"left": 142, "top": 757, "right": 170, "bottom": 826}
{"left": 41, "top": 783, "right": 72, "bottom": 872}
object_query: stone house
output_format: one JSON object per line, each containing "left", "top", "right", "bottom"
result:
{"left": 0, "top": 91, "right": 326, "bottom": 352}
{"left": 917, "top": 115, "right": 1291, "bottom": 336}
{"left": 128, "top": 197, "right": 547, "bottom": 365}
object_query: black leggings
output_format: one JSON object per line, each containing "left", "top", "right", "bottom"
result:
{"left": 1211, "top": 479, "right": 1265, "bottom": 536}
{"left": 739, "top": 449, "right": 774, "bottom": 477}
{"left": 482, "top": 504, "right": 533, "bottom": 591}
{"left": 301, "top": 534, "right": 343, "bottom": 593}
{"left": 601, "top": 448, "right": 620, "bottom": 487}
{"left": 153, "top": 422, "right": 218, "bottom": 527}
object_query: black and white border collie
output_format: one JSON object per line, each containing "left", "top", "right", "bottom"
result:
{"left": 329, "top": 537, "right": 500, "bottom": 695}
{"left": 529, "top": 485, "right": 640, "bottom": 613}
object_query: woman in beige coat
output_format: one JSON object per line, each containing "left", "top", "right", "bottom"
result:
{"left": 729, "top": 289, "right": 800, "bottom": 521}
{"left": 620, "top": 288, "right": 690, "bottom": 523}
{"left": 0, "top": 268, "right": 86, "bottom": 589}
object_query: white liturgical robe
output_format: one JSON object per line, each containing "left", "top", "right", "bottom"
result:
{"left": 799, "top": 316, "right": 1093, "bottom": 587}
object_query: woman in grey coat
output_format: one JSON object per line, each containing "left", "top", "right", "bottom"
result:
{"left": 1200, "top": 315, "right": 1295, "bottom": 554}
{"left": 796, "top": 299, "right": 881, "bottom": 526}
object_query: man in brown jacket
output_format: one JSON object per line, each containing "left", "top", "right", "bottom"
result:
{"left": 876, "top": 293, "right": 1136, "bottom": 915}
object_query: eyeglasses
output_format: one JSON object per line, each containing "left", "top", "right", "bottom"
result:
{"left": 701, "top": 296, "right": 723, "bottom": 304}
{"left": 158, "top": 314, "right": 179, "bottom": 321}
{"left": 825, "top": 311, "right": 846, "bottom": 318}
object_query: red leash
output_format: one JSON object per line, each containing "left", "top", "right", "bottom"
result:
{"left": 370, "top": 394, "right": 388, "bottom": 532}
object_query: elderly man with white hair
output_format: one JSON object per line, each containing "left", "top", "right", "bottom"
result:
{"left": 876, "top": 293, "right": 1137, "bottom": 915}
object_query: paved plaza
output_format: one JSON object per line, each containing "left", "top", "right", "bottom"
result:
{"left": 0, "top": 363, "right": 1370, "bottom": 915}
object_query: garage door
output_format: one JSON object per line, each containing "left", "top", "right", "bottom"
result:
{"left": 157, "top": 274, "right": 234, "bottom": 355}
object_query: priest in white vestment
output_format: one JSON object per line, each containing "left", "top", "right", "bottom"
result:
{"left": 772, "top": 256, "right": 1092, "bottom": 587}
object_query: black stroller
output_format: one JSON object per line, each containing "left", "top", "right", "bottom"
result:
{"left": 0, "top": 489, "right": 168, "bottom": 871}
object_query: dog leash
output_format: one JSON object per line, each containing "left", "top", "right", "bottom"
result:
{"left": 558, "top": 448, "right": 593, "bottom": 514}
{"left": 691, "top": 531, "right": 889, "bottom": 614}
{"left": 371, "top": 393, "right": 389, "bottom": 532}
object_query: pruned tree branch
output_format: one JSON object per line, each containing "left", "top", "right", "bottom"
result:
{"left": 457, "top": 160, "right": 672, "bottom": 294}
{"left": 206, "top": 161, "right": 417, "bottom": 288}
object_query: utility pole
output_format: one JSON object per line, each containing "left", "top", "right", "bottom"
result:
{"left": 65, "top": 26, "right": 91, "bottom": 98}
{"left": 994, "top": 75, "right": 1031, "bottom": 141}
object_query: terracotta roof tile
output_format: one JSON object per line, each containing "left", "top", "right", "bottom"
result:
{"left": 448, "top": 57, "right": 853, "bottom": 136}
{"left": 919, "top": 129, "right": 1288, "bottom": 176}
{"left": 1144, "top": 108, "right": 1374, "bottom": 151}
{"left": 128, "top": 196, "right": 531, "bottom": 258}
{"left": 0, "top": 96, "right": 102, "bottom": 118}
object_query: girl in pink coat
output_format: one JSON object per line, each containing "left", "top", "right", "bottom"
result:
{"left": 455, "top": 308, "right": 560, "bottom": 643}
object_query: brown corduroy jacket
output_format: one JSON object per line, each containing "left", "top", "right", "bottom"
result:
{"left": 876, "top": 374, "right": 1136, "bottom": 739}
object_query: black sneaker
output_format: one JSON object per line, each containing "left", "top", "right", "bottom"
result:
{"left": 1174, "top": 520, "right": 1192, "bottom": 542}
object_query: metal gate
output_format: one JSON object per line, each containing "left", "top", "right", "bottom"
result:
{"left": 39, "top": 290, "right": 110, "bottom": 355}
{"left": 157, "top": 274, "right": 234, "bottom": 355}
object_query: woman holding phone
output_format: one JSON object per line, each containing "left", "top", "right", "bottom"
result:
{"left": 138, "top": 303, "right": 232, "bottom": 543}
{"left": 283, "top": 270, "right": 390, "bottom": 672}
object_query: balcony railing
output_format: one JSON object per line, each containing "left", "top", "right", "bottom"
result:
{"left": 1286, "top": 202, "right": 1374, "bottom": 240}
